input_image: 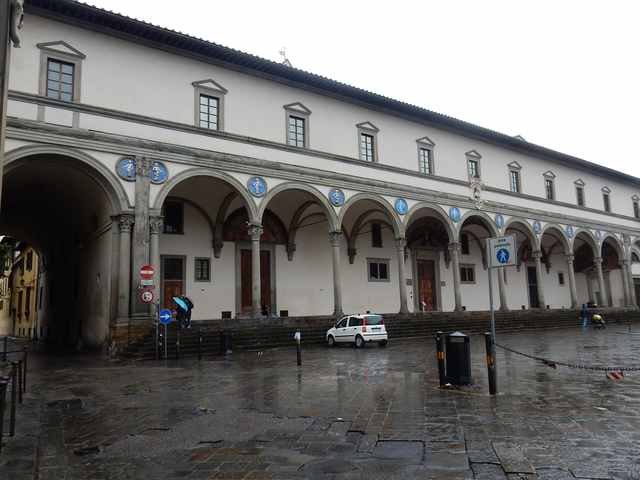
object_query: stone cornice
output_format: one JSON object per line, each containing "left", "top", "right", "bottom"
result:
{"left": 6, "top": 117, "right": 640, "bottom": 238}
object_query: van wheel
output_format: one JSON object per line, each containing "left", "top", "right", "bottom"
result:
{"left": 378, "top": 340, "right": 387, "bottom": 347}
{"left": 327, "top": 335, "right": 335, "bottom": 347}
{"left": 355, "top": 335, "right": 365, "bottom": 349}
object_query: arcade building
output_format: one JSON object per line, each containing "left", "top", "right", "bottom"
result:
{"left": 3, "top": 0, "right": 640, "bottom": 349}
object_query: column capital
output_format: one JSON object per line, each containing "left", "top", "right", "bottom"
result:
{"left": 622, "top": 258, "right": 631, "bottom": 267}
{"left": 247, "top": 223, "right": 263, "bottom": 241}
{"left": 113, "top": 214, "right": 135, "bottom": 233}
{"left": 448, "top": 242, "right": 461, "bottom": 254}
{"left": 594, "top": 256, "right": 603, "bottom": 265}
{"left": 134, "top": 156, "right": 152, "bottom": 177}
{"left": 329, "top": 231, "right": 343, "bottom": 246}
{"left": 565, "top": 254, "right": 575, "bottom": 263}
{"left": 532, "top": 250, "right": 543, "bottom": 260}
{"left": 149, "top": 216, "right": 164, "bottom": 235}
{"left": 395, "top": 237, "right": 407, "bottom": 250}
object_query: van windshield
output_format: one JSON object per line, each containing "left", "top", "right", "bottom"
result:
{"left": 364, "top": 315, "right": 383, "bottom": 325}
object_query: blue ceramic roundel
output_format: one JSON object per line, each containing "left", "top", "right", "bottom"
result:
{"left": 449, "top": 207, "right": 461, "bottom": 223}
{"left": 565, "top": 225, "right": 574, "bottom": 238}
{"left": 150, "top": 161, "right": 168, "bottom": 184}
{"left": 328, "top": 188, "right": 345, "bottom": 207}
{"left": 116, "top": 157, "right": 136, "bottom": 181}
{"left": 595, "top": 230, "right": 602, "bottom": 240}
{"left": 394, "top": 198, "right": 408, "bottom": 215}
{"left": 495, "top": 214, "right": 504, "bottom": 229}
{"left": 247, "top": 176, "right": 267, "bottom": 197}
{"left": 532, "top": 220, "right": 542, "bottom": 235}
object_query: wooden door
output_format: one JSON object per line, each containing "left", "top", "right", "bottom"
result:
{"left": 527, "top": 266, "right": 539, "bottom": 308}
{"left": 162, "top": 257, "right": 184, "bottom": 309}
{"left": 240, "top": 249, "right": 272, "bottom": 315}
{"left": 417, "top": 259, "right": 436, "bottom": 311}
{"left": 240, "top": 250, "right": 252, "bottom": 312}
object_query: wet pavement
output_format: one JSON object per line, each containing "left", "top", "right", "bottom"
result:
{"left": 2, "top": 326, "right": 640, "bottom": 479}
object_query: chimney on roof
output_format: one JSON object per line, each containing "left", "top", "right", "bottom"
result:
{"left": 279, "top": 47, "right": 292, "bottom": 67}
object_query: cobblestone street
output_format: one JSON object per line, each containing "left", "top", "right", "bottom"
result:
{"left": 2, "top": 326, "right": 640, "bottom": 479}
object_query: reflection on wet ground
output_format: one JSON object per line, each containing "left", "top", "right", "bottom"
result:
{"left": 2, "top": 326, "right": 640, "bottom": 479}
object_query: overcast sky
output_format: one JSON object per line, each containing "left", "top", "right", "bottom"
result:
{"left": 85, "top": 0, "right": 640, "bottom": 178}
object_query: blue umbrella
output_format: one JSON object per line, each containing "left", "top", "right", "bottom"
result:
{"left": 172, "top": 296, "right": 188, "bottom": 311}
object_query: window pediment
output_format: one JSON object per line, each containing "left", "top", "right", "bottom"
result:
{"left": 283, "top": 102, "right": 311, "bottom": 115}
{"left": 543, "top": 170, "right": 556, "bottom": 179}
{"left": 192, "top": 78, "right": 228, "bottom": 95}
{"left": 416, "top": 135, "right": 435, "bottom": 147}
{"left": 507, "top": 161, "right": 522, "bottom": 171}
{"left": 574, "top": 178, "right": 585, "bottom": 187}
{"left": 601, "top": 186, "right": 611, "bottom": 194}
{"left": 37, "top": 41, "right": 86, "bottom": 59}
{"left": 356, "top": 121, "right": 379, "bottom": 132}
{"left": 465, "top": 149, "right": 482, "bottom": 159}
{"left": 632, "top": 194, "right": 639, "bottom": 201}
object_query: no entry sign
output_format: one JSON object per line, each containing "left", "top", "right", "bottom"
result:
{"left": 140, "top": 264, "right": 155, "bottom": 279}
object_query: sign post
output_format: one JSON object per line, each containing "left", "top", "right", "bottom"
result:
{"left": 485, "top": 235, "right": 517, "bottom": 395}
{"left": 159, "top": 308, "right": 172, "bottom": 361}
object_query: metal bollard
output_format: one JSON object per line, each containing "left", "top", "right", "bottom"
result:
{"left": 23, "top": 347, "right": 28, "bottom": 393}
{"left": 176, "top": 327, "right": 181, "bottom": 360}
{"left": 17, "top": 360, "right": 23, "bottom": 404}
{"left": 435, "top": 331, "right": 446, "bottom": 387}
{"left": 10, "top": 362, "right": 17, "bottom": 436}
{"left": 155, "top": 321, "right": 159, "bottom": 360}
{"left": 198, "top": 327, "right": 202, "bottom": 361}
{"left": 484, "top": 332, "right": 497, "bottom": 395}
{"left": 294, "top": 330, "right": 302, "bottom": 366}
{"left": 0, "top": 378, "right": 7, "bottom": 453}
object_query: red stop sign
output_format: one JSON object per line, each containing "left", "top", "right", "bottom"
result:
{"left": 140, "top": 264, "right": 154, "bottom": 279}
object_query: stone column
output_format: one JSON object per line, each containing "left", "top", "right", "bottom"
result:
{"left": 395, "top": 237, "right": 409, "bottom": 314}
{"left": 586, "top": 274, "right": 595, "bottom": 303}
{"left": 149, "top": 216, "right": 163, "bottom": 312}
{"left": 114, "top": 214, "right": 134, "bottom": 319}
{"left": 448, "top": 242, "right": 462, "bottom": 311}
{"left": 621, "top": 260, "right": 631, "bottom": 307}
{"left": 532, "top": 250, "right": 546, "bottom": 308}
{"left": 594, "top": 256, "right": 606, "bottom": 307}
{"left": 329, "top": 231, "right": 343, "bottom": 317}
{"left": 566, "top": 254, "right": 578, "bottom": 309}
{"left": 626, "top": 257, "right": 637, "bottom": 308}
{"left": 497, "top": 267, "right": 508, "bottom": 311}
{"left": 248, "top": 224, "right": 263, "bottom": 317}
{"left": 131, "top": 157, "right": 152, "bottom": 316}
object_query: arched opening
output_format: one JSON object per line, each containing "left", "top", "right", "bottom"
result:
{"left": 457, "top": 213, "right": 497, "bottom": 311}
{"left": 339, "top": 195, "right": 403, "bottom": 314}
{"left": 601, "top": 235, "right": 625, "bottom": 307}
{"left": 155, "top": 174, "right": 256, "bottom": 319}
{"left": 538, "top": 225, "right": 572, "bottom": 308}
{"left": 572, "top": 230, "right": 599, "bottom": 306}
{"left": 1, "top": 152, "right": 125, "bottom": 349}
{"left": 505, "top": 220, "right": 545, "bottom": 309}
{"left": 404, "top": 205, "right": 453, "bottom": 312}
{"left": 257, "top": 185, "right": 337, "bottom": 316}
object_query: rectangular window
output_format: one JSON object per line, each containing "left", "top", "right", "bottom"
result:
{"left": 25, "top": 288, "right": 31, "bottom": 314}
{"left": 367, "top": 259, "right": 389, "bottom": 282}
{"left": 576, "top": 186, "right": 585, "bottom": 207}
{"left": 26, "top": 251, "right": 33, "bottom": 271}
{"left": 194, "top": 257, "right": 211, "bottom": 282}
{"left": 46, "top": 59, "right": 74, "bottom": 102}
{"left": 634, "top": 200, "right": 639, "bottom": 219}
{"left": 467, "top": 159, "right": 479, "bottom": 178}
{"left": 360, "top": 133, "right": 375, "bottom": 162}
{"left": 371, "top": 223, "right": 383, "bottom": 248}
{"left": 418, "top": 147, "right": 433, "bottom": 175}
{"left": 287, "top": 115, "right": 306, "bottom": 147}
{"left": 163, "top": 257, "right": 184, "bottom": 280}
{"left": 39, "top": 286, "right": 43, "bottom": 310}
{"left": 461, "top": 233, "right": 470, "bottom": 255}
{"left": 545, "top": 178, "right": 555, "bottom": 200}
{"left": 460, "top": 265, "right": 475, "bottom": 284}
{"left": 163, "top": 201, "right": 184, "bottom": 234}
{"left": 509, "top": 170, "right": 521, "bottom": 193}
{"left": 17, "top": 290, "right": 23, "bottom": 314}
{"left": 603, "top": 193, "right": 611, "bottom": 212}
{"left": 199, "top": 94, "right": 219, "bottom": 130}
{"left": 558, "top": 272, "right": 565, "bottom": 285}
